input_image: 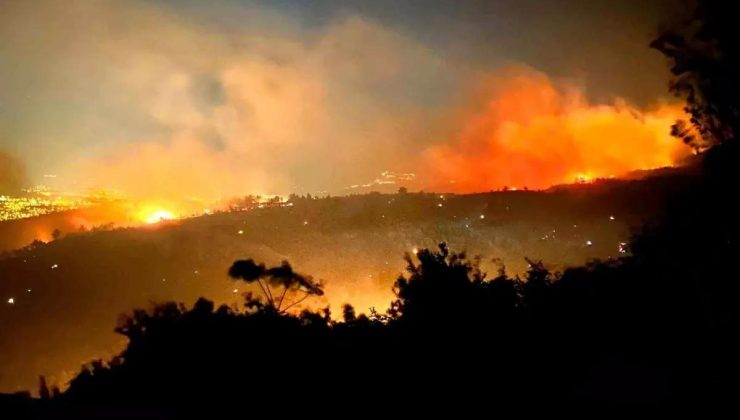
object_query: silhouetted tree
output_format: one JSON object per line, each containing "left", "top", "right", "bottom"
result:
{"left": 342, "top": 303, "right": 356, "bottom": 323}
{"left": 228, "top": 259, "right": 324, "bottom": 313}
{"left": 651, "top": 0, "right": 739, "bottom": 149}
{"left": 38, "top": 376, "right": 50, "bottom": 400}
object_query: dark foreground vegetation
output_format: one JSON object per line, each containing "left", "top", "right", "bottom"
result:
{"left": 3, "top": 0, "right": 740, "bottom": 416}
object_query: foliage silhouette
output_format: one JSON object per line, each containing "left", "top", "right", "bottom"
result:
{"left": 228, "top": 259, "right": 324, "bottom": 312}
{"left": 651, "top": 0, "right": 739, "bottom": 149}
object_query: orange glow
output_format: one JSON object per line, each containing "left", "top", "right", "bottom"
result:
{"left": 422, "top": 68, "right": 692, "bottom": 192}
{"left": 131, "top": 203, "right": 180, "bottom": 225}
{"left": 144, "top": 209, "right": 175, "bottom": 224}
{"left": 573, "top": 173, "right": 595, "bottom": 184}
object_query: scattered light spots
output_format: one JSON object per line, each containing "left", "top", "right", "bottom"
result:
{"left": 412, "top": 247, "right": 419, "bottom": 255}
{"left": 586, "top": 240, "right": 593, "bottom": 246}
{"left": 609, "top": 215, "right": 615, "bottom": 221}
{"left": 437, "top": 203, "right": 443, "bottom": 207}
{"left": 162, "top": 278, "right": 166, "bottom": 282}
{"left": 26, "top": 289, "right": 32, "bottom": 294}
{"left": 303, "top": 220, "right": 309, "bottom": 226}
{"left": 479, "top": 214, "right": 485, "bottom": 219}
{"left": 7, "top": 297, "right": 14, "bottom": 304}
{"left": 50, "top": 264, "right": 58, "bottom": 269}
{"left": 232, "top": 288, "right": 239, "bottom": 294}
{"left": 237, "top": 230, "right": 244, "bottom": 235}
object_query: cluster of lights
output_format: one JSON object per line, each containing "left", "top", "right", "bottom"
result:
{"left": 0, "top": 193, "right": 89, "bottom": 222}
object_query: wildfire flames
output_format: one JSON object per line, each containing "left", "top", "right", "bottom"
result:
{"left": 144, "top": 209, "right": 176, "bottom": 224}
{"left": 422, "top": 68, "right": 691, "bottom": 192}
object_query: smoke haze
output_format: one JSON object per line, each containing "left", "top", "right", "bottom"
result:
{"left": 0, "top": 0, "right": 686, "bottom": 199}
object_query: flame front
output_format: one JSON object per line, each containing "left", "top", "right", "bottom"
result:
{"left": 422, "top": 68, "right": 691, "bottom": 192}
{"left": 145, "top": 210, "right": 175, "bottom": 224}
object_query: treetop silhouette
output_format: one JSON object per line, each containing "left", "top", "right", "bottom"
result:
{"left": 228, "top": 259, "right": 324, "bottom": 313}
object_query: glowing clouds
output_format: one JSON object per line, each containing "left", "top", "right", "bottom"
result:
{"left": 422, "top": 68, "right": 691, "bottom": 192}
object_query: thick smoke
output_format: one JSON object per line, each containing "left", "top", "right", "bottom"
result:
{"left": 1, "top": 0, "right": 450, "bottom": 200}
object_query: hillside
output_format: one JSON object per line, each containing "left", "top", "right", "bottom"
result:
{"left": 0, "top": 171, "right": 695, "bottom": 393}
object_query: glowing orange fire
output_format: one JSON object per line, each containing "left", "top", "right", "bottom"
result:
{"left": 422, "top": 68, "right": 691, "bottom": 192}
{"left": 132, "top": 204, "right": 178, "bottom": 225}
{"left": 145, "top": 210, "right": 175, "bottom": 224}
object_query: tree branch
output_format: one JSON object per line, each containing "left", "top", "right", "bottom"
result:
{"left": 277, "top": 286, "right": 289, "bottom": 311}
{"left": 281, "top": 292, "right": 311, "bottom": 313}
{"left": 264, "top": 282, "right": 275, "bottom": 305}
{"left": 256, "top": 279, "right": 272, "bottom": 306}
